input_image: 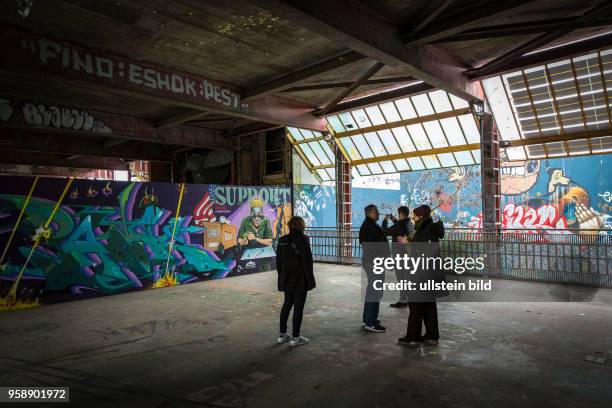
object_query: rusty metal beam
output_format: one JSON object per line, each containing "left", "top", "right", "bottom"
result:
{"left": 249, "top": 0, "right": 482, "bottom": 102}
{"left": 349, "top": 143, "right": 480, "bottom": 165}
{"left": 319, "top": 62, "right": 385, "bottom": 115}
{"left": 1, "top": 24, "right": 327, "bottom": 131}
{"left": 244, "top": 51, "right": 367, "bottom": 99}
{"left": 335, "top": 107, "right": 471, "bottom": 138}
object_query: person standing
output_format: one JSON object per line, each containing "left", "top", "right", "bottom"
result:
{"left": 276, "top": 216, "right": 315, "bottom": 347}
{"left": 359, "top": 204, "right": 389, "bottom": 333}
{"left": 382, "top": 206, "right": 414, "bottom": 308}
{"left": 398, "top": 205, "right": 448, "bottom": 346}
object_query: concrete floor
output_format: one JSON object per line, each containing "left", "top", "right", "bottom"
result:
{"left": 1, "top": 264, "right": 611, "bottom": 408}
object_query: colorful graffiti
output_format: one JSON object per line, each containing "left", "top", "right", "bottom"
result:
{"left": 296, "top": 154, "right": 611, "bottom": 234}
{"left": 500, "top": 154, "right": 611, "bottom": 233}
{"left": 293, "top": 184, "right": 336, "bottom": 227}
{"left": 0, "top": 176, "right": 290, "bottom": 311}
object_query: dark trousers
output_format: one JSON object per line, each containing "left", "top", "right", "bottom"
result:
{"left": 406, "top": 302, "right": 439, "bottom": 341}
{"left": 280, "top": 279, "right": 308, "bottom": 337}
{"left": 362, "top": 301, "right": 380, "bottom": 327}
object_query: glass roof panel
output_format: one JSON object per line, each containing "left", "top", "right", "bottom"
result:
{"left": 429, "top": 90, "right": 453, "bottom": 113}
{"left": 319, "top": 140, "right": 336, "bottom": 162}
{"left": 566, "top": 138, "right": 591, "bottom": 155}
{"left": 364, "top": 132, "right": 388, "bottom": 157}
{"left": 411, "top": 93, "right": 435, "bottom": 116}
{"left": 339, "top": 137, "right": 362, "bottom": 160}
{"left": 449, "top": 93, "right": 470, "bottom": 109}
{"left": 287, "top": 127, "right": 304, "bottom": 141}
{"left": 422, "top": 121, "right": 448, "bottom": 148}
{"left": 327, "top": 115, "right": 345, "bottom": 132}
{"left": 440, "top": 117, "right": 467, "bottom": 146}
{"left": 458, "top": 114, "right": 480, "bottom": 144}
{"left": 437, "top": 152, "right": 457, "bottom": 167}
{"left": 317, "top": 169, "right": 331, "bottom": 181}
{"left": 325, "top": 167, "right": 336, "bottom": 180}
{"left": 483, "top": 48, "right": 612, "bottom": 159}
{"left": 422, "top": 155, "right": 440, "bottom": 169}
{"left": 505, "top": 146, "right": 527, "bottom": 161}
{"left": 351, "top": 109, "right": 372, "bottom": 128}
{"left": 299, "top": 143, "right": 321, "bottom": 166}
{"left": 453, "top": 150, "right": 475, "bottom": 165}
{"left": 377, "top": 129, "right": 401, "bottom": 154}
{"left": 407, "top": 156, "right": 425, "bottom": 170}
{"left": 338, "top": 112, "right": 358, "bottom": 130}
{"left": 406, "top": 124, "right": 432, "bottom": 150}
{"left": 365, "top": 105, "right": 386, "bottom": 125}
{"left": 379, "top": 101, "right": 401, "bottom": 122}
{"left": 379, "top": 160, "right": 397, "bottom": 173}
{"left": 351, "top": 134, "right": 375, "bottom": 158}
{"left": 300, "top": 128, "right": 316, "bottom": 140}
{"left": 307, "top": 141, "right": 332, "bottom": 165}
{"left": 395, "top": 97, "right": 418, "bottom": 119}
{"left": 392, "top": 159, "right": 410, "bottom": 171}
{"left": 471, "top": 149, "right": 481, "bottom": 163}
{"left": 367, "top": 162, "right": 384, "bottom": 174}
{"left": 392, "top": 127, "right": 416, "bottom": 152}
{"left": 356, "top": 164, "right": 371, "bottom": 175}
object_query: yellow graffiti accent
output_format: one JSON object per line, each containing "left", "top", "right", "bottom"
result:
{"left": 155, "top": 182, "right": 186, "bottom": 288}
{"left": 0, "top": 176, "right": 39, "bottom": 267}
{"left": 2, "top": 177, "right": 74, "bottom": 309}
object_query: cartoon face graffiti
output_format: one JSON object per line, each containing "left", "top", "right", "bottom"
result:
{"left": 500, "top": 159, "right": 540, "bottom": 195}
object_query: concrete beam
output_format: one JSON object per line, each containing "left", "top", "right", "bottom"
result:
{"left": 1, "top": 24, "right": 326, "bottom": 131}
{"left": 1, "top": 96, "right": 234, "bottom": 150}
{"left": 402, "top": 0, "right": 544, "bottom": 45}
{"left": 0, "top": 128, "right": 171, "bottom": 161}
{"left": 249, "top": 0, "right": 481, "bottom": 102}
{"left": 244, "top": 51, "right": 367, "bottom": 99}
{"left": 0, "top": 150, "right": 128, "bottom": 170}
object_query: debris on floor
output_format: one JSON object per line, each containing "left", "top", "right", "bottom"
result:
{"left": 583, "top": 352, "right": 607, "bottom": 364}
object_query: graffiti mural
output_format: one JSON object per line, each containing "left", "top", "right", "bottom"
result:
{"left": 499, "top": 154, "right": 611, "bottom": 233}
{"left": 400, "top": 166, "right": 482, "bottom": 228}
{"left": 293, "top": 184, "right": 336, "bottom": 227}
{"left": 0, "top": 176, "right": 290, "bottom": 312}
{"left": 295, "top": 154, "right": 611, "bottom": 234}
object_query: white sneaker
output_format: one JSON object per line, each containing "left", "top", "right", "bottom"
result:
{"left": 289, "top": 335, "right": 310, "bottom": 347}
{"left": 277, "top": 333, "right": 291, "bottom": 344}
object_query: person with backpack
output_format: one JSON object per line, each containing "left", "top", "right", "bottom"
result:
{"left": 276, "top": 216, "right": 315, "bottom": 347}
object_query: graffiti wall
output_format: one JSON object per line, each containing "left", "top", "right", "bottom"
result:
{"left": 293, "top": 184, "right": 336, "bottom": 228}
{"left": 499, "top": 154, "right": 611, "bottom": 232}
{"left": 296, "top": 154, "right": 611, "bottom": 234}
{"left": 0, "top": 176, "right": 291, "bottom": 311}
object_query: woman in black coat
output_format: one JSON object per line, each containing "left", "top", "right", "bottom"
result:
{"left": 398, "top": 205, "right": 448, "bottom": 346}
{"left": 276, "top": 216, "right": 315, "bottom": 347}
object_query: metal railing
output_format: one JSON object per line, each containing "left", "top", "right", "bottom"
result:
{"left": 306, "top": 227, "right": 612, "bottom": 288}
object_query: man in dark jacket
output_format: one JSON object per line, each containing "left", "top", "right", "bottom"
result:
{"left": 382, "top": 206, "right": 414, "bottom": 308}
{"left": 398, "top": 205, "right": 448, "bottom": 347}
{"left": 276, "top": 216, "right": 315, "bottom": 347}
{"left": 359, "top": 204, "right": 389, "bottom": 333}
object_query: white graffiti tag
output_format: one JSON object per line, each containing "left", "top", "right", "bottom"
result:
{"left": 21, "top": 102, "right": 112, "bottom": 133}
